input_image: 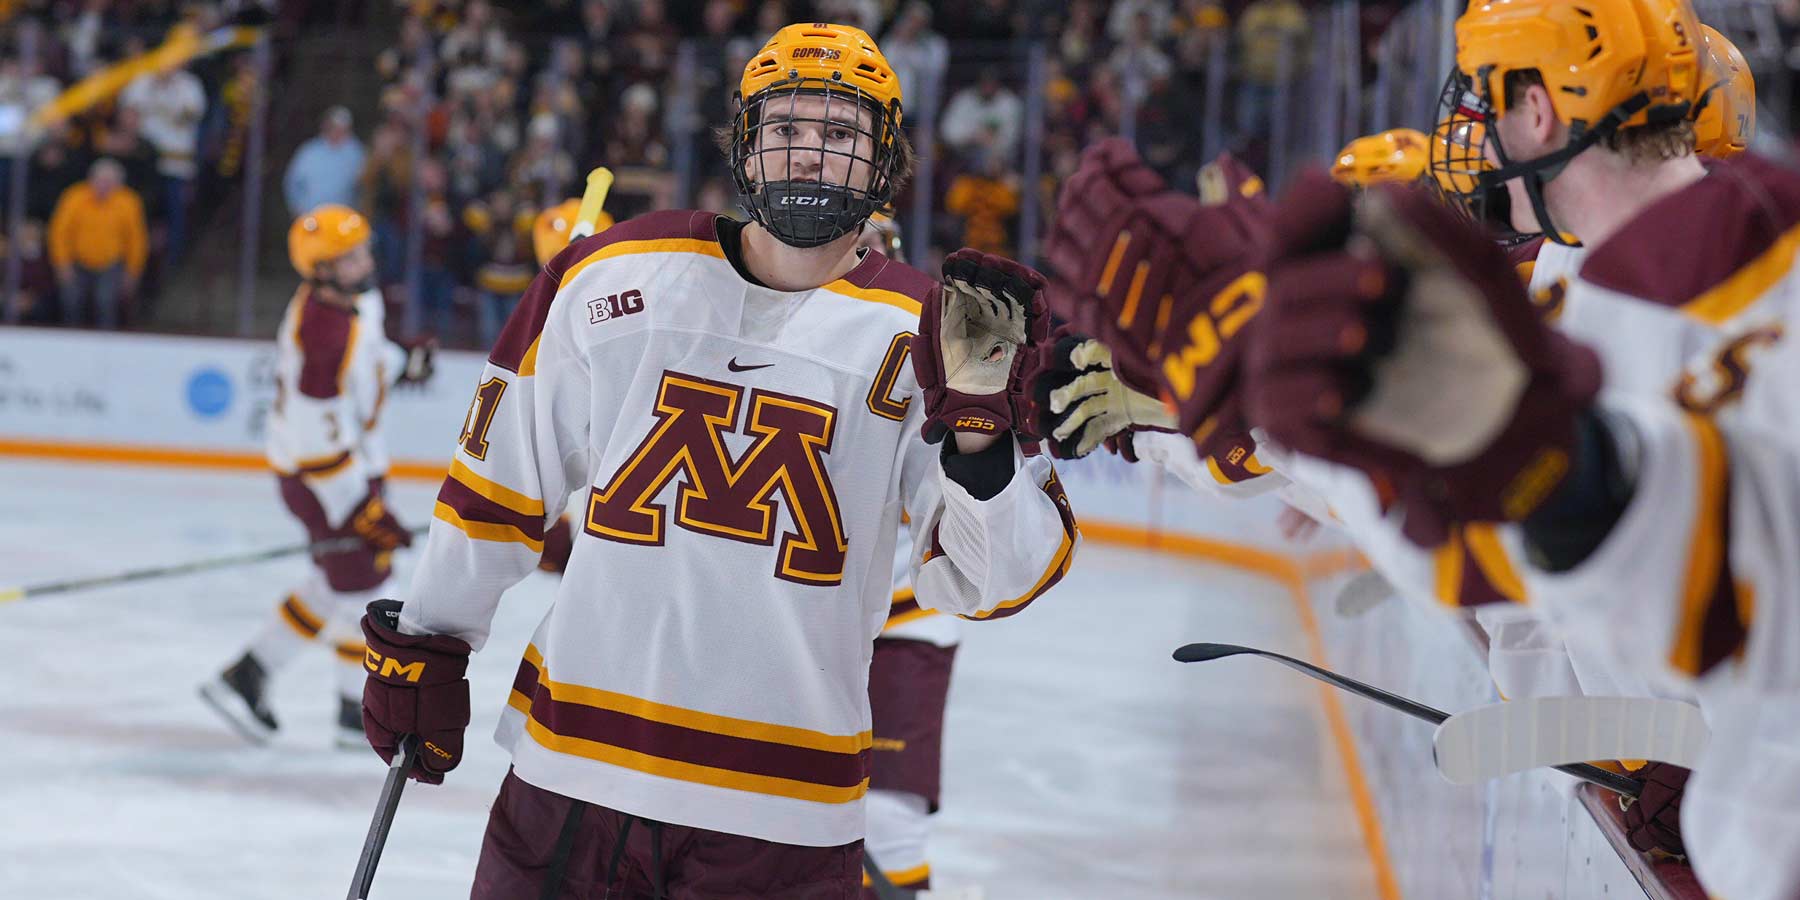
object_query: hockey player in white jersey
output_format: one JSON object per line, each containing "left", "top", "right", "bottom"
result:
{"left": 353, "top": 23, "right": 1076, "bottom": 898}
{"left": 1229, "top": 3, "right": 1800, "bottom": 895}
{"left": 200, "top": 205, "right": 430, "bottom": 746}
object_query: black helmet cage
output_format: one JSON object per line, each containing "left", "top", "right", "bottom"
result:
{"left": 729, "top": 75, "right": 904, "bottom": 249}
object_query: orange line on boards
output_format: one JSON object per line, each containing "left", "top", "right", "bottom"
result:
{"left": 0, "top": 437, "right": 447, "bottom": 481}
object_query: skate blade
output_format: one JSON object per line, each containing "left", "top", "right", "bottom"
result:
{"left": 197, "top": 681, "right": 275, "bottom": 745}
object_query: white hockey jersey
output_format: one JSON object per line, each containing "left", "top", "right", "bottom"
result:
{"left": 403, "top": 211, "right": 1077, "bottom": 847}
{"left": 881, "top": 512, "right": 960, "bottom": 648}
{"left": 354, "top": 290, "right": 408, "bottom": 479}
{"left": 265, "top": 286, "right": 401, "bottom": 525}
{"left": 1514, "top": 154, "right": 1800, "bottom": 900}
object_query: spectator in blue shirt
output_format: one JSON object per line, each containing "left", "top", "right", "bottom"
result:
{"left": 283, "top": 106, "right": 366, "bottom": 219}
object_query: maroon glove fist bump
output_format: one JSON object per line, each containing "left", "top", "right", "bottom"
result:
{"left": 1041, "top": 139, "right": 1269, "bottom": 454}
{"left": 1247, "top": 172, "right": 1601, "bottom": 546}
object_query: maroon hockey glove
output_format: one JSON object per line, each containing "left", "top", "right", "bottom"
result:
{"left": 1041, "top": 138, "right": 1270, "bottom": 453}
{"left": 1195, "top": 151, "right": 1271, "bottom": 210}
{"left": 1622, "top": 762, "right": 1689, "bottom": 857}
{"left": 360, "top": 599, "right": 472, "bottom": 784}
{"left": 396, "top": 337, "right": 436, "bottom": 386}
{"left": 911, "top": 249, "right": 1049, "bottom": 443}
{"left": 538, "top": 514, "right": 574, "bottom": 573}
{"left": 1245, "top": 172, "right": 1601, "bottom": 547}
{"left": 349, "top": 493, "right": 412, "bottom": 552}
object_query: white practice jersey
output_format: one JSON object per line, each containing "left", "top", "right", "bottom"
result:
{"left": 265, "top": 286, "right": 400, "bottom": 525}
{"left": 404, "top": 211, "right": 1077, "bottom": 847}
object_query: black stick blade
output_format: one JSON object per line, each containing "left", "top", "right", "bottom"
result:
{"left": 1173, "top": 643, "right": 1258, "bottom": 663}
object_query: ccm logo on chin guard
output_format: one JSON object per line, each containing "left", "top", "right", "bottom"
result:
{"left": 364, "top": 649, "right": 425, "bottom": 683}
{"left": 779, "top": 195, "right": 831, "bottom": 207}
{"left": 953, "top": 416, "right": 998, "bottom": 431}
{"left": 589, "top": 289, "right": 645, "bottom": 324}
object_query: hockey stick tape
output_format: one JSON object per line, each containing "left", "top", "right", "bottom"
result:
{"left": 1432, "top": 696, "right": 1709, "bottom": 785}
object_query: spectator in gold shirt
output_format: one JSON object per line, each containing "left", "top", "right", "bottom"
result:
{"left": 48, "top": 158, "right": 148, "bottom": 329}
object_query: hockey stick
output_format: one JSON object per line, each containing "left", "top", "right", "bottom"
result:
{"left": 861, "top": 848, "right": 914, "bottom": 900}
{"left": 1433, "top": 696, "right": 1708, "bottom": 786}
{"left": 0, "top": 526, "right": 429, "bottom": 604}
{"left": 570, "top": 166, "right": 615, "bottom": 240}
{"left": 1173, "top": 642, "right": 1642, "bottom": 798}
{"left": 347, "top": 734, "right": 421, "bottom": 900}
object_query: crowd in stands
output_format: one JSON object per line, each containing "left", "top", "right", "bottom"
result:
{"left": 0, "top": 0, "right": 272, "bottom": 327}
{"left": 3, "top": 0, "right": 1799, "bottom": 345}
{"left": 332, "top": 0, "right": 1343, "bottom": 348}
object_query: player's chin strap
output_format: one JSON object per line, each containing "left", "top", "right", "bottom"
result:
{"left": 1477, "top": 93, "right": 1657, "bottom": 248}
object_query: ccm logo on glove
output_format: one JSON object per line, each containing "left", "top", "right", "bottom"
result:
{"left": 364, "top": 649, "right": 426, "bottom": 683}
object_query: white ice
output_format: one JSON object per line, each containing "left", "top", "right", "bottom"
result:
{"left": 0, "top": 458, "right": 1379, "bottom": 899}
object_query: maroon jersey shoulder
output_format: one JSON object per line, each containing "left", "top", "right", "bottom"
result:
{"left": 489, "top": 209, "right": 720, "bottom": 372}
{"left": 838, "top": 249, "right": 937, "bottom": 304}
{"left": 1579, "top": 155, "right": 1800, "bottom": 316}
{"left": 294, "top": 291, "right": 357, "bottom": 399}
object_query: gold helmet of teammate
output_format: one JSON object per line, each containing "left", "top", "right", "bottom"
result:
{"left": 533, "top": 198, "right": 615, "bottom": 267}
{"left": 1330, "top": 128, "right": 1431, "bottom": 188}
{"left": 1693, "top": 24, "right": 1755, "bottom": 159}
{"left": 288, "top": 204, "right": 371, "bottom": 280}
{"left": 1449, "top": 0, "right": 1703, "bottom": 245}
{"left": 727, "top": 22, "right": 907, "bottom": 249}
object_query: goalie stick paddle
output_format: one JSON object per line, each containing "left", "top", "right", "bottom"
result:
{"left": 1174, "top": 642, "right": 1642, "bottom": 798}
{"left": 348, "top": 735, "right": 421, "bottom": 900}
{"left": 1433, "top": 696, "right": 1709, "bottom": 786}
{"left": 0, "top": 526, "right": 428, "bottom": 604}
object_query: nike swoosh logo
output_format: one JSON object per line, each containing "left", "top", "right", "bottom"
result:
{"left": 727, "top": 358, "right": 773, "bottom": 372}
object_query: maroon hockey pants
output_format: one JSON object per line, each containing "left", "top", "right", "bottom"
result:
{"left": 471, "top": 769, "right": 864, "bottom": 899}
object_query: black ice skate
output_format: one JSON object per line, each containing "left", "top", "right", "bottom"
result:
{"left": 198, "top": 652, "right": 279, "bottom": 744}
{"left": 335, "top": 695, "right": 368, "bottom": 751}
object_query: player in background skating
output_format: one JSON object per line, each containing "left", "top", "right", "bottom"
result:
{"left": 354, "top": 23, "right": 1076, "bottom": 898}
{"left": 200, "top": 205, "right": 432, "bottom": 747}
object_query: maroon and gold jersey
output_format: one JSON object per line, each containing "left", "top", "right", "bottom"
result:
{"left": 403, "top": 211, "right": 1077, "bottom": 847}
{"left": 265, "top": 286, "right": 404, "bottom": 528}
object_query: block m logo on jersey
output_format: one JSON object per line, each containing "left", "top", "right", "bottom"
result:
{"left": 587, "top": 371, "right": 847, "bottom": 585}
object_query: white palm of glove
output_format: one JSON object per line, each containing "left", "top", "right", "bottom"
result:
{"left": 1351, "top": 191, "right": 1527, "bottom": 465}
{"left": 940, "top": 277, "right": 1028, "bottom": 396}
{"left": 1049, "top": 339, "right": 1177, "bottom": 457}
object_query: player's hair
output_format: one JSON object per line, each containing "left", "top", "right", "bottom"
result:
{"left": 711, "top": 121, "right": 918, "bottom": 197}
{"left": 1503, "top": 70, "right": 1694, "bottom": 164}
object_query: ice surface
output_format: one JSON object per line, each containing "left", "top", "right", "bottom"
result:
{"left": 0, "top": 458, "right": 1378, "bottom": 899}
